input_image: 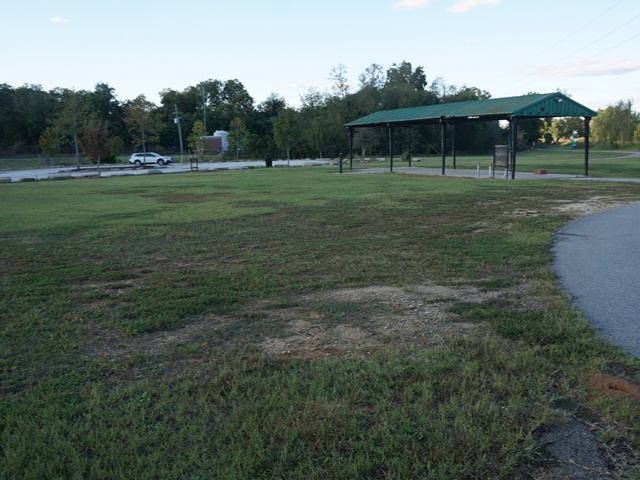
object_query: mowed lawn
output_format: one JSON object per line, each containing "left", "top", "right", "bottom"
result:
{"left": 1, "top": 167, "right": 639, "bottom": 479}
{"left": 366, "top": 148, "right": 640, "bottom": 178}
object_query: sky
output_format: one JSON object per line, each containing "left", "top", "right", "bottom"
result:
{"left": 2, "top": 0, "right": 639, "bottom": 117}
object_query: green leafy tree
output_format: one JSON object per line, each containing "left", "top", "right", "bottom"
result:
{"left": 272, "top": 108, "right": 299, "bottom": 164}
{"left": 244, "top": 132, "right": 266, "bottom": 159}
{"left": 358, "top": 63, "right": 385, "bottom": 90}
{"left": 38, "top": 126, "right": 60, "bottom": 165}
{"left": 592, "top": 100, "right": 638, "bottom": 148}
{"left": 218, "top": 80, "right": 255, "bottom": 128}
{"left": 380, "top": 61, "right": 434, "bottom": 110}
{"left": 329, "top": 64, "right": 349, "bottom": 99}
{"left": 353, "top": 127, "right": 384, "bottom": 160}
{"left": 300, "top": 88, "right": 327, "bottom": 111}
{"left": 549, "top": 117, "right": 585, "bottom": 143}
{"left": 79, "top": 118, "right": 113, "bottom": 172}
{"left": 124, "top": 95, "right": 163, "bottom": 162}
{"left": 385, "top": 61, "right": 427, "bottom": 91}
{"left": 187, "top": 120, "right": 207, "bottom": 160}
{"left": 228, "top": 117, "right": 248, "bottom": 160}
{"left": 4, "top": 84, "right": 61, "bottom": 151}
{"left": 305, "top": 117, "right": 325, "bottom": 159}
{"left": 89, "top": 83, "right": 125, "bottom": 138}
{"left": 52, "top": 90, "right": 91, "bottom": 169}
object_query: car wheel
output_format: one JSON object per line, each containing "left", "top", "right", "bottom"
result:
{"left": 157, "top": 159, "right": 165, "bottom": 166}
{"left": 134, "top": 160, "right": 141, "bottom": 167}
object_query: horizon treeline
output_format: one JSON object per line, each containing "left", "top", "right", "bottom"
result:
{"left": 1, "top": 61, "right": 638, "bottom": 161}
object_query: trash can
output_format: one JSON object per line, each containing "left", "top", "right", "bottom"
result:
{"left": 265, "top": 153, "right": 273, "bottom": 168}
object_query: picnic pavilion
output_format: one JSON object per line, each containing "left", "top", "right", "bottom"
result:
{"left": 344, "top": 92, "right": 598, "bottom": 179}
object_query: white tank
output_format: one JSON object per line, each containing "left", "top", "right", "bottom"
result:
{"left": 213, "top": 130, "right": 229, "bottom": 152}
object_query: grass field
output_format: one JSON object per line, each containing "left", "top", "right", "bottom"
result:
{"left": 1, "top": 167, "right": 640, "bottom": 478}
{"left": 2, "top": 147, "right": 640, "bottom": 179}
{"left": 356, "top": 148, "right": 640, "bottom": 178}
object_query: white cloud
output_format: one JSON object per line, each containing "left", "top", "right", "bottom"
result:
{"left": 448, "top": 0, "right": 503, "bottom": 14}
{"left": 50, "top": 16, "right": 70, "bottom": 23}
{"left": 392, "top": 0, "right": 437, "bottom": 10}
{"left": 526, "top": 60, "right": 640, "bottom": 77}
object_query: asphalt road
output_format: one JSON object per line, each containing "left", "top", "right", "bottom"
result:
{"left": 553, "top": 203, "right": 640, "bottom": 357}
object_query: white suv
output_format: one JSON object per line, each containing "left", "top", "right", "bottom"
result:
{"left": 129, "top": 152, "right": 173, "bottom": 167}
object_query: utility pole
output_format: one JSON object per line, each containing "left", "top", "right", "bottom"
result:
{"left": 201, "top": 85, "right": 207, "bottom": 134}
{"left": 174, "top": 104, "right": 184, "bottom": 165}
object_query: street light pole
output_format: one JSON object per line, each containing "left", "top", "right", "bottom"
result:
{"left": 174, "top": 104, "right": 184, "bottom": 165}
{"left": 201, "top": 85, "right": 207, "bottom": 134}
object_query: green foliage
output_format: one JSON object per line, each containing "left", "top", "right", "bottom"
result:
{"left": 0, "top": 84, "right": 62, "bottom": 151}
{"left": 328, "top": 64, "right": 349, "bottom": 98}
{"left": 592, "top": 100, "right": 639, "bottom": 149}
{"left": 79, "top": 118, "right": 113, "bottom": 165}
{"left": 38, "top": 126, "right": 60, "bottom": 160}
{"left": 52, "top": 91, "right": 92, "bottom": 167}
{"left": 272, "top": 108, "right": 300, "bottom": 159}
{"left": 228, "top": 116, "right": 248, "bottom": 160}
{"left": 186, "top": 120, "right": 206, "bottom": 159}
{"left": 386, "top": 61, "right": 427, "bottom": 91}
{"left": 124, "top": 95, "right": 163, "bottom": 152}
{"left": 2, "top": 64, "right": 640, "bottom": 161}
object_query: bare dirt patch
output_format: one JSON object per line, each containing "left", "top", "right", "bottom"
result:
{"left": 259, "top": 282, "right": 532, "bottom": 358}
{"left": 86, "top": 281, "right": 536, "bottom": 365}
{"left": 550, "top": 196, "right": 637, "bottom": 218}
{"left": 585, "top": 372, "right": 640, "bottom": 402}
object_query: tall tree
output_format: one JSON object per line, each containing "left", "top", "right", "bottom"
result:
{"left": 300, "top": 88, "right": 327, "bottom": 111}
{"left": 592, "top": 100, "right": 638, "bottom": 148}
{"left": 219, "top": 79, "right": 254, "bottom": 125}
{"left": 358, "top": 63, "right": 385, "bottom": 90}
{"left": 273, "top": 108, "right": 299, "bottom": 164}
{"left": 38, "top": 126, "right": 61, "bottom": 165}
{"left": 385, "top": 61, "right": 426, "bottom": 91}
{"left": 88, "top": 83, "right": 124, "bottom": 136}
{"left": 305, "top": 117, "right": 325, "bottom": 159}
{"left": 187, "top": 120, "right": 207, "bottom": 160}
{"left": 79, "top": 118, "right": 114, "bottom": 173}
{"left": 329, "top": 64, "right": 349, "bottom": 99}
{"left": 228, "top": 117, "right": 248, "bottom": 161}
{"left": 52, "top": 90, "right": 91, "bottom": 169}
{"left": 124, "top": 95, "right": 163, "bottom": 163}
{"left": 380, "top": 61, "right": 434, "bottom": 110}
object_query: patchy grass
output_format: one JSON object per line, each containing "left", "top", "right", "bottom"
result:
{"left": 1, "top": 168, "right": 640, "bottom": 478}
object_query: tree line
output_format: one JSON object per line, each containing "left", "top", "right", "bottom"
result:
{"left": 1, "top": 61, "right": 638, "bottom": 163}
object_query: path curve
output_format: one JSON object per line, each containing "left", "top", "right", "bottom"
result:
{"left": 553, "top": 203, "right": 640, "bottom": 357}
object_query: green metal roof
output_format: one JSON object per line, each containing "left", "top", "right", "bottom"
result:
{"left": 344, "top": 92, "right": 598, "bottom": 128}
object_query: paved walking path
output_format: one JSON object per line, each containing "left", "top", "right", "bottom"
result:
{"left": 553, "top": 203, "right": 640, "bottom": 357}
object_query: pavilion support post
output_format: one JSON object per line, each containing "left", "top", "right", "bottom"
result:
{"left": 348, "top": 127, "right": 354, "bottom": 171}
{"left": 510, "top": 117, "right": 518, "bottom": 180}
{"left": 452, "top": 124, "right": 457, "bottom": 169}
{"left": 584, "top": 117, "right": 591, "bottom": 177}
{"left": 388, "top": 125, "right": 394, "bottom": 173}
{"left": 441, "top": 122, "right": 446, "bottom": 175}
{"left": 407, "top": 127, "right": 412, "bottom": 167}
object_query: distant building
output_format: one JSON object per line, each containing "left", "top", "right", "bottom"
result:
{"left": 202, "top": 130, "right": 229, "bottom": 154}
